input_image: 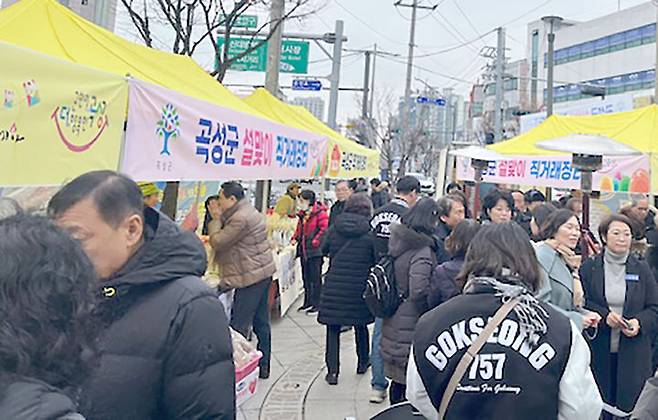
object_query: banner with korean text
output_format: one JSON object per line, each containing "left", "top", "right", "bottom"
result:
{"left": 123, "top": 80, "right": 329, "bottom": 181}
{"left": 0, "top": 42, "right": 128, "bottom": 186}
{"left": 456, "top": 154, "right": 650, "bottom": 193}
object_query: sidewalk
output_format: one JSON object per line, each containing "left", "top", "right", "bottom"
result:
{"left": 238, "top": 297, "right": 386, "bottom": 420}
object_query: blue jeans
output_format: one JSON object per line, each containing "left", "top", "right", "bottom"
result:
{"left": 370, "top": 317, "right": 388, "bottom": 391}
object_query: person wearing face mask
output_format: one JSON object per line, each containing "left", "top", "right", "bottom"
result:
{"left": 481, "top": 189, "right": 514, "bottom": 225}
{"left": 580, "top": 214, "right": 658, "bottom": 418}
{"left": 293, "top": 190, "right": 329, "bottom": 314}
{"left": 536, "top": 210, "right": 602, "bottom": 330}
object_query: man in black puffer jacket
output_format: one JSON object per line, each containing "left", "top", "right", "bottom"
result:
{"left": 48, "top": 171, "right": 235, "bottom": 420}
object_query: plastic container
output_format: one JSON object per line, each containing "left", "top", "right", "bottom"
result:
{"left": 235, "top": 351, "right": 262, "bottom": 407}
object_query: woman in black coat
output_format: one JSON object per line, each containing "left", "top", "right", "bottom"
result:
{"left": 580, "top": 214, "right": 658, "bottom": 415}
{"left": 319, "top": 193, "right": 376, "bottom": 386}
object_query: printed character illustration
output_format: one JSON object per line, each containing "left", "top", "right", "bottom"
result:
{"left": 22, "top": 79, "right": 40, "bottom": 107}
{"left": 3, "top": 89, "right": 14, "bottom": 109}
{"left": 155, "top": 103, "right": 180, "bottom": 156}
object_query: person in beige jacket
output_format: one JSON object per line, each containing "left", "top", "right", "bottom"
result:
{"left": 209, "top": 181, "right": 276, "bottom": 379}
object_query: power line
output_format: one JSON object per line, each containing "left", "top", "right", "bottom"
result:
{"left": 379, "top": 54, "right": 478, "bottom": 85}
{"left": 450, "top": 0, "right": 486, "bottom": 47}
{"left": 429, "top": 12, "right": 480, "bottom": 54}
{"left": 500, "top": 0, "right": 553, "bottom": 28}
{"left": 333, "top": 0, "right": 407, "bottom": 46}
{"left": 414, "top": 29, "right": 494, "bottom": 57}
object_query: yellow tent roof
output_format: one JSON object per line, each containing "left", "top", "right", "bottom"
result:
{"left": 0, "top": 0, "right": 263, "bottom": 117}
{"left": 243, "top": 88, "right": 379, "bottom": 158}
{"left": 490, "top": 104, "right": 658, "bottom": 155}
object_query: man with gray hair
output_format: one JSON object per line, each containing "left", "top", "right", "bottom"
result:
{"left": 435, "top": 194, "right": 466, "bottom": 264}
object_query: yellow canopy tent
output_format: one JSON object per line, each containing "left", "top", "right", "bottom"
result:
{"left": 243, "top": 88, "right": 380, "bottom": 178}
{"left": 489, "top": 105, "right": 658, "bottom": 192}
{"left": 0, "top": 0, "right": 263, "bottom": 117}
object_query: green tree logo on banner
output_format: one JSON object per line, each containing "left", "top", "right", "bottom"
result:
{"left": 156, "top": 103, "right": 180, "bottom": 156}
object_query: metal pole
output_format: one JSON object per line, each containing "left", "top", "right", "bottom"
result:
{"left": 256, "top": 0, "right": 284, "bottom": 212}
{"left": 369, "top": 44, "right": 377, "bottom": 117}
{"left": 362, "top": 51, "right": 371, "bottom": 119}
{"left": 403, "top": 0, "right": 418, "bottom": 104}
{"left": 265, "top": 0, "right": 284, "bottom": 95}
{"left": 327, "top": 20, "right": 344, "bottom": 130}
{"left": 494, "top": 27, "right": 505, "bottom": 142}
{"left": 547, "top": 29, "right": 555, "bottom": 117}
{"left": 655, "top": 2, "right": 658, "bottom": 102}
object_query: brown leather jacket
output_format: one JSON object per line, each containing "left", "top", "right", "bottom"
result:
{"left": 209, "top": 199, "right": 276, "bottom": 289}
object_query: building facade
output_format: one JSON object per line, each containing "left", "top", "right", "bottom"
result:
{"left": 290, "top": 96, "right": 325, "bottom": 122}
{"left": 523, "top": 2, "right": 655, "bottom": 130}
{"left": 1, "top": 0, "right": 117, "bottom": 30}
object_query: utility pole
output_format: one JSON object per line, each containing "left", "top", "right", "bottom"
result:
{"left": 362, "top": 51, "right": 372, "bottom": 119}
{"left": 395, "top": 0, "right": 438, "bottom": 175}
{"left": 542, "top": 16, "right": 563, "bottom": 117}
{"left": 493, "top": 27, "right": 505, "bottom": 142}
{"left": 256, "top": 0, "right": 284, "bottom": 212}
{"left": 327, "top": 20, "right": 344, "bottom": 130}
{"left": 654, "top": 0, "right": 658, "bottom": 103}
{"left": 369, "top": 44, "right": 377, "bottom": 117}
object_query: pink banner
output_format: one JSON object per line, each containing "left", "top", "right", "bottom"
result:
{"left": 456, "top": 154, "right": 650, "bottom": 193}
{"left": 122, "top": 80, "right": 328, "bottom": 181}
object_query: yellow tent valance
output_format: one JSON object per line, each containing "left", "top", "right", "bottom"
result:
{"left": 0, "top": 0, "right": 264, "bottom": 118}
{"left": 489, "top": 105, "right": 658, "bottom": 155}
{"left": 243, "top": 88, "right": 380, "bottom": 179}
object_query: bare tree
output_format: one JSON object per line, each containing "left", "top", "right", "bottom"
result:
{"left": 347, "top": 89, "right": 430, "bottom": 181}
{"left": 121, "top": 0, "right": 323, "bottom": 82}
{"left": 120, "top": 0, "right": 324, "bottom": 217}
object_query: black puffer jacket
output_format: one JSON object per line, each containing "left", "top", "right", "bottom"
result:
{"left": 381, "top": 223, "right": 436, "bottom": 384}
{"left": 318, "top": 212, "right": 376, "bottom": 326}
{"left": 0, "top": 379, "right": 83, "bottom": 420}
{"left": 80, "top": 208, "right": 235, "bottom": 420}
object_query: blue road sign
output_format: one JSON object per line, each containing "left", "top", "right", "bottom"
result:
{"left": 416, "top": 96, "right": 429, "bottom": 104}
{"left": 292, "top": 79, "right": 322, "bottom": 91}
{"left": 433, "top": 98, "right": 446, "bottom": 106}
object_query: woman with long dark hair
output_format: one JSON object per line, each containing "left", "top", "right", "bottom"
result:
{"left": 427, "top": 219, "right": 481, "bottom": 310}
{"left": 0, "top": 214, "right": 98, "bottom": 419}
{"left": 580, "top": 214, "right": 658, "bottom": 417}
{"left": 381, "top": 198, "right": 439, "bottom": 404}
{"left": 407, "top": 222, "right": 602, "bottom": 419}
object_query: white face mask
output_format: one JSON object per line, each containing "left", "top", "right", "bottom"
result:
{"left": 298, "top": 201, "right": 310, "bottom": 212}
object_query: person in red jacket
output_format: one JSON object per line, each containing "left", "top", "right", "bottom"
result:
{"left": 293, "top": 189, "right": 329, "bottom": 313}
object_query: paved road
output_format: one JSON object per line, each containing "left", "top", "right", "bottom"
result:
{"left": 238, "top": 298, "right": 387, "bottom": 420}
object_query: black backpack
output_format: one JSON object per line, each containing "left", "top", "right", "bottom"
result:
{"left": 364, "top": 254, "right": 404, "bottom": 318}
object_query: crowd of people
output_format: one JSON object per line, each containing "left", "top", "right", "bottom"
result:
{"left": 1, "top": 170, "right": 658, "bottom": 419}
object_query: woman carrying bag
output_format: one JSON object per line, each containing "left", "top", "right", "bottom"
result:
{"left": 406, "top": 222, "right": 602, "bottom": 420}
{"left": 580, "top": 214, "right": 658, "bottom": 418}
{"left": 318, "top": 193, "right": 376, "bottom": 385}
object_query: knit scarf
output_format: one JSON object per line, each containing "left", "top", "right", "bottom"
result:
{"left": 464, "top": 275, "right": 549, "bottom": 346}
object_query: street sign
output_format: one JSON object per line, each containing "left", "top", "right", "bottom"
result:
{"left": 292, "top": 79, "right": 322, "bottom": 91}
{"left": 221, "top": 14, "right": 258, "bottom": 29}
{"left": 416, "top": 96, "right": 446, "bottom": 106}
{"left": 216, "top": 37, "right": 309, "bottom": 74}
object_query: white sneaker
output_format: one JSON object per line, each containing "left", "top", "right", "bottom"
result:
{"left": 369, "top": 388, "right": 387, "bottom": 404}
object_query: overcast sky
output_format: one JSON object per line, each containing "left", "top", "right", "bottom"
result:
{"left": 115, "top": 0, "right": 650, "bottom": 126}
